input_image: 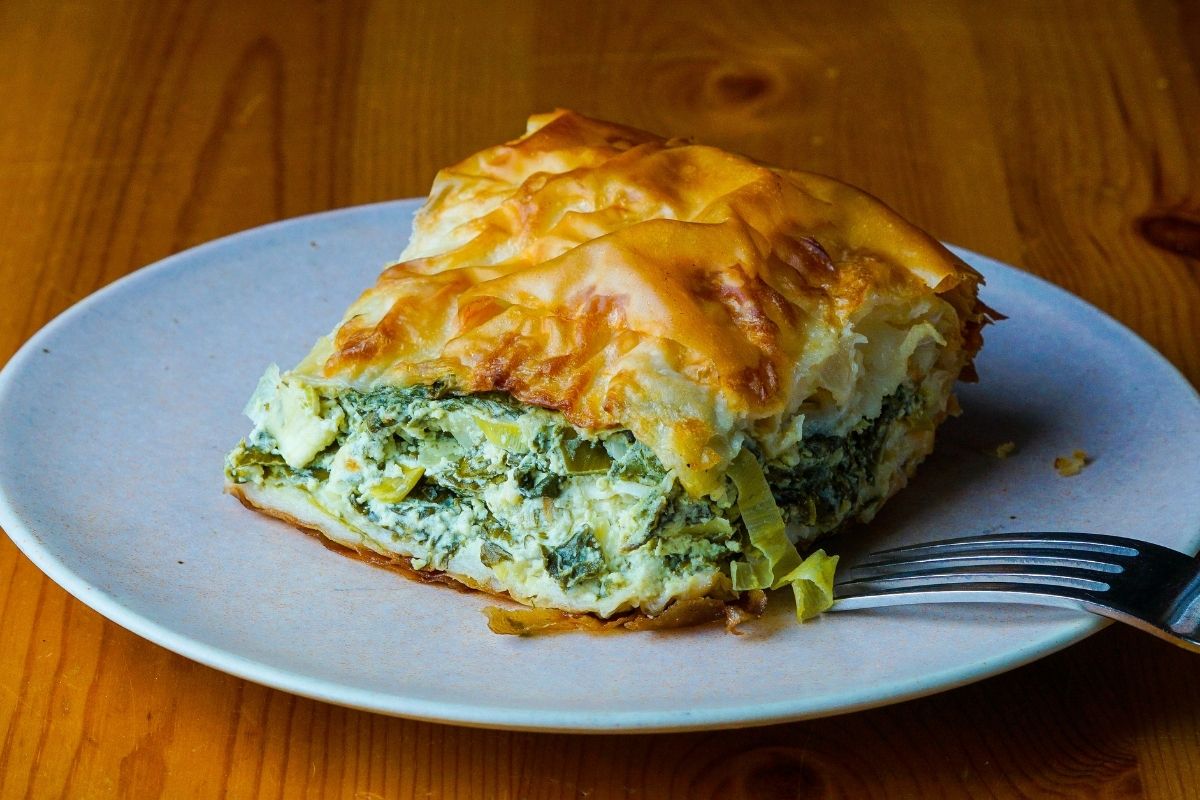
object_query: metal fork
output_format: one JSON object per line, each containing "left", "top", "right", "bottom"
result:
{"left": 831, "top": 532, "right": 1200, "bottom": 653}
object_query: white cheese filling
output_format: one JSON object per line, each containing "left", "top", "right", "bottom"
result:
{"left": 227, "top": 365, "right": 953, "bottom": 616}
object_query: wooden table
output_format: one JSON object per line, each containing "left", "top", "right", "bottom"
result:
{"left": 2, "top": 1, "right": 1197, "bottom": 796}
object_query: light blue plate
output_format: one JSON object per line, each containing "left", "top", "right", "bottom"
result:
{"left": 1, "top": 200, "right": 1197, "bottom": 732}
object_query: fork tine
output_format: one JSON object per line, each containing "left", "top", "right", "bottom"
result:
{"left": 835, "top": 563, "right": 1113, "bottom": 594}
{"left": 832, "top": 580, "right": 1109, "bottom": 611}
{"left": 858, "top": 532, "right": 1141, "bottom": 565}
{"left": 830, "top": 532, "right": 1200, "bottom": 654}
{"left": 842, "top": 549, "right": 1127, "bottom": 580}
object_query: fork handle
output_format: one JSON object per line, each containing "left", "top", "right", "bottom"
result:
{"left": 1166, "top": 573, "right": 1200, "bottom": 642}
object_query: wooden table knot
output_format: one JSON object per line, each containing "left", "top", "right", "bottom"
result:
{"left": 710, "top": 67, "right": 776, "bottom": 106}
{"left": 1136, "top": 213, "right": 1200, "bottom": 260}
{"left": 697, "top": 744, "right": 840, "bottom": 800}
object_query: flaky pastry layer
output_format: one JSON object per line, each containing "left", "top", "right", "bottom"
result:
{"left": 294, "top": 110, "right": 985, "bottom": 496}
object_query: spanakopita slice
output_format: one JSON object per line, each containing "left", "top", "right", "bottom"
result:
{"left": 225, "top": 110, "right": 989, "bottom": 629}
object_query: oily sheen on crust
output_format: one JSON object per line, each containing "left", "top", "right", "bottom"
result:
{"left": 296, "top": 110, "right": 985, "bottom": 497}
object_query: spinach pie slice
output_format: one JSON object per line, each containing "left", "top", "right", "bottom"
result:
{"left": 225, "top": 111, "right": 990, "bottom": 628}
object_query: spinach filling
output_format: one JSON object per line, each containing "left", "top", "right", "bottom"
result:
{"left": 543, "top": 526, "right": 606, "bottom": 589}
{"left": 765, "top": 386, "right": 922, "bottom": 529}
{"left": 226, "top": 382, "right": 924, "bottom": 593}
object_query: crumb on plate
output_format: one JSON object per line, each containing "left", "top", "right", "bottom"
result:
{"left": 1054, "top": 449, "right": 1090, "bottom": 477}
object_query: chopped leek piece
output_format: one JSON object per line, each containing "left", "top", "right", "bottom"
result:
{"left": 731, "top": 557, "right": 770, "bottom": 591}
{"left": 778, "top": 549, "right": 839, "bottom": 621}
{"left": 727, "top": 448, "right": 803, "bottom": 589}
{"left": 366, "top": 466, "right": 424, "bottom": 503}
{"left": 474, "top": 417, "right": 525, "bottom": 451}
{"left": 675, "top": 518, "right": 735, "bottom": 539}
{"left": 560, "top": 438, "right": 612, "bottom": 474}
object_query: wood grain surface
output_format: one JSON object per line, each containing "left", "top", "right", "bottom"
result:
{"left": 2, "top": 1, "right": 1198, "bottom": 797}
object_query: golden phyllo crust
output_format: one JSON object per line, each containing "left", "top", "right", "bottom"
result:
{"left": 297, "top": 110, "right": 983, "bottom": 496}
